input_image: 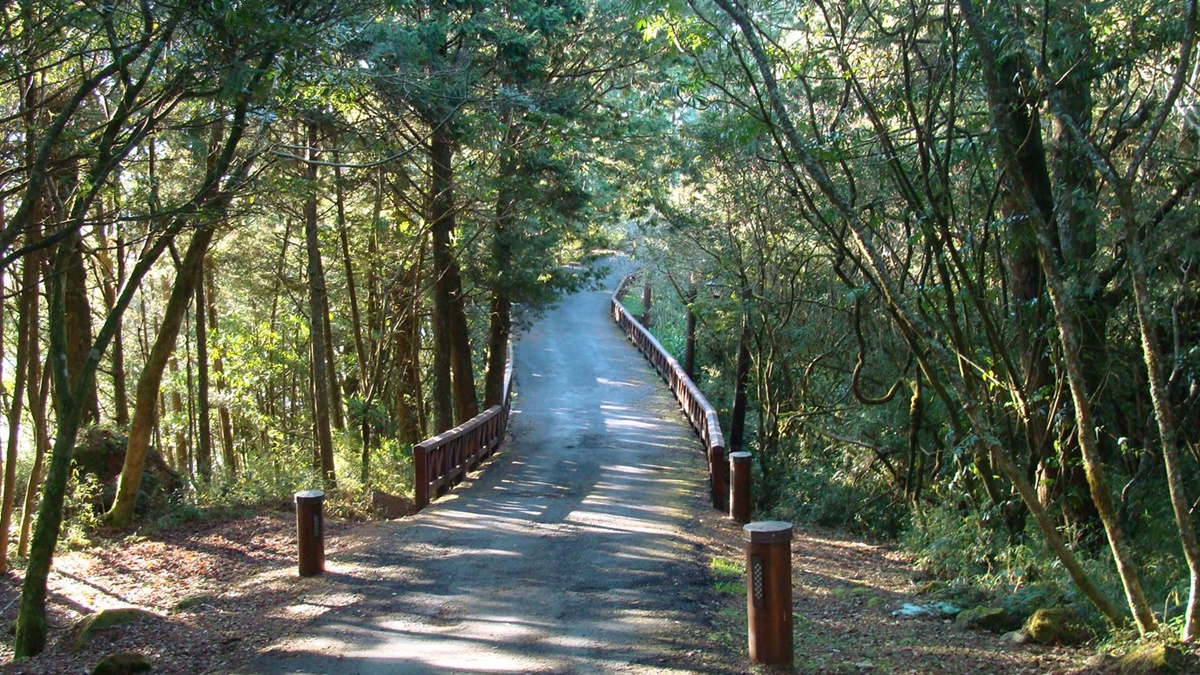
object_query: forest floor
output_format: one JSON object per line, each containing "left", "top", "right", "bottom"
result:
{"left": 0, "top": 506, "right": 1130, "bottom": 675}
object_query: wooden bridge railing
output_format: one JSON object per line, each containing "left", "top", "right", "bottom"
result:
{"left": 611, "top": 272, "right": 730, "bottom": 511}
{"left": 413, "top": 341, "right": 514, "bottom": 512}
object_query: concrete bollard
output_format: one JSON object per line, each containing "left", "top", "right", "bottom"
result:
{"left": 744, "top": 520, "right": 793, "bottom": 666}
{"left": 729, "top": 451, "right": 752, "bottom": 523}
{"left": 295, "top": 490, "right": 325, "bottom": 577}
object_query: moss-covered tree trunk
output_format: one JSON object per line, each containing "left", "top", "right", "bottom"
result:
{"left": 106, "top": 227, "right": 215, "bottom": 526}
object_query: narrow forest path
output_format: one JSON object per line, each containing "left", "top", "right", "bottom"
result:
{"left": 236, "top": 262, "right": 740, "bottom": 674}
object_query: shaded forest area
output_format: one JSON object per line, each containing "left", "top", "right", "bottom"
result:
{"left": 633, "top": 0, "right": 1200, "bottom": 655}
{"left": 0, "top": 0, "right": 1198, "bottom": 665}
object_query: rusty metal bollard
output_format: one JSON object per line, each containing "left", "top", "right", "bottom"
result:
{"left": 744, "top": 521, "right": 793, "bottom": 666}
{"left": 729, "top": 451, "right": 752, "bottom": 523}
{"left": 294, "top": 490, "right": 325, "bottom": 577}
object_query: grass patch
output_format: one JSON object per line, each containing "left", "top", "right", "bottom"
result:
{"left": 711, "top": 556, "right": 746, "bottom": 596}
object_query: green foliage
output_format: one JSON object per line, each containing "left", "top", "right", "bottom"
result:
{"left": 767, "top": 444, "right": 906, "bottom": 540}
{"left": 60, "top": 470, "right": 104, "bottom": 551}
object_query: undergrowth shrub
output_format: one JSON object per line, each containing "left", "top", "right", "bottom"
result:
{"left": 61, "top": 469, "right": 104, "bottom": 550}
{"left": 767, "top": 444, "right": 905, "bottom": 540}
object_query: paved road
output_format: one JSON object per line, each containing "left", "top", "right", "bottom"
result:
{"left": 237, "top": 263, "right": 722, "bottom": 674}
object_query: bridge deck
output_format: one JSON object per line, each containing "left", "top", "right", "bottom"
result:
{"left": 238, "top": 264, "right": 729, "bottom": 674}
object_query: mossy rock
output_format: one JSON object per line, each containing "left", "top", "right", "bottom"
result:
{"left": 91, "top": 651, "right": 152, "bottom": 675}
{"left": 73, "top": 425, "right": 181, "bottom": 515}
{"left": 955, "top": 606, "right": 1012, "bottom": 632}
{"left": 70, "top": 607, "right": 158, "bottom": 652}
{"left": 1001, "top": 582, "right": 1062, "bottom": 624}
{"left": 1113, "top": 640, "right": 1186, "bottom": 673}
{"left": 171, "top": 594, "right": 215, "bottom": 613}
{"left": 1023, "top": 606, "right": 1090, "bottom": 646}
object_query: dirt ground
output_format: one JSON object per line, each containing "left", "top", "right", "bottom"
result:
{"left": 0, "top": 507, "right": 1122, "bottom": 675}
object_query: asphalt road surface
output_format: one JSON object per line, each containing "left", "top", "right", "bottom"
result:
{"left": 238, "top": 262, "right": 727, "bottom": 674}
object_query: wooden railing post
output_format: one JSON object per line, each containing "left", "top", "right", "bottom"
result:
{"left": 414, "top": 444, "right": 430, "bottom": 511}
{"left": 710, "top": 441, "right": 728, "bottom": 511}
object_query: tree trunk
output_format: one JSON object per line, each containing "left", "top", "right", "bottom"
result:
{"left": 684, "top": 286, "right": 697, "bottom": 379}
{"left": 0, "top": 254, "right": 33, "bottom": 573}
{"left": 96, "top": 219, "right": 130, "bottom": 426}
{"left": 1127, "top": 219, "right": 1200, "bottom": 640}
{"left": 64, "top": 240, "right": 100, "bottom": 424}
{"left": 18, "top": 352, "right": 49, "bottom": 559}
{"left": 304, "top": 119, "right": 337, "bottom": 489}
{"left": 17, "top": 216, "right": 174, "bottom": 654}
{"left": 168, "top": 356, "right": 187, "bottom": 476}
{"left": 205, "top": 261, "right": 237, "bottom": 478}
{"left": 484, "top": 151, "right": 516, "bottom": 408}
{"left": 195, "top": 258, "right": 213, "bottom": 483}
{"left": 708, "top": 0, "right": 1130, "bottom": 629}
{"left": 641, "top": 279, "right": 652, "bottom": 327}
{"left": 335, "top": 157, "right": 371, "bottom": 483}
{"left": 429, "top": 127, "right": 458, "bottom": 432}
{"left": 728, "top": 310, "right": 753, "bottom": 453}
{"left": 396, "top": 259, "right": 426, "bottom": 444}
{"left": 106, "top": 228, "right": 216, "bottom": 526}
{"left": 322, "top": 299, "right": 345, "bottom": 431}
{"left": 16, "top": 240, "right": 82, "bottom": 658}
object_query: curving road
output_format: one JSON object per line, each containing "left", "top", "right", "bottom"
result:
{"left": 237, "top": 262, "right": 729, "bottom": 674}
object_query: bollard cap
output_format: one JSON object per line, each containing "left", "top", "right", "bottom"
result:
{"left": 730, "top": 451, "right": 752, "bottom": 462}
{"left": 743, "top": 520, "right": 792, "bottom": 544}
{"left": 294, "top": 489, "right": 325, "bottom": 504}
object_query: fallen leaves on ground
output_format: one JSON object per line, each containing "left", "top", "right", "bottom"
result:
{"left": 0, "top": 512, "right": 332, "bottom": 675}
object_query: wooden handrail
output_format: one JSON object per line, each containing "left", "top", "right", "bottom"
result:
{"left": 413, "top": 341, "right": 514, "bottom": 511}
{"left": 611, "top": 272, "right": 729, "bottom": 511}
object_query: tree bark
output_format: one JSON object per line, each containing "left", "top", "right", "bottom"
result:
{"left": 322, "top": 297, "right": 345, "bottom": 431}
{"left": 168, "top": 356, "right": 187, "bottom": 476}
{"left": 18, "top": 351, "right": 49, "bottom": 559}
{"left": 17, "top": 209, "right": 176, "bottom": 654}
{"left": 395, "top": 258, "right": 426, "bottom": 444}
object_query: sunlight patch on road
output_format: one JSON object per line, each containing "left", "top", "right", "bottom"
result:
{"left": 565, "top": 509, "right": 678, "bottom": 536}
{"left": 595, "top": 376, "right": 636, "bottom": 387}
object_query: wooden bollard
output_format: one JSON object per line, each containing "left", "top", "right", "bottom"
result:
{"left": 744, "top": 521, "right": 793, "bottom": 666}
{"left": 729, "top": 451, "right": 752, "bottom": 523}
{"left": 295, "top": 490, "right": 325, "bottom": 577}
